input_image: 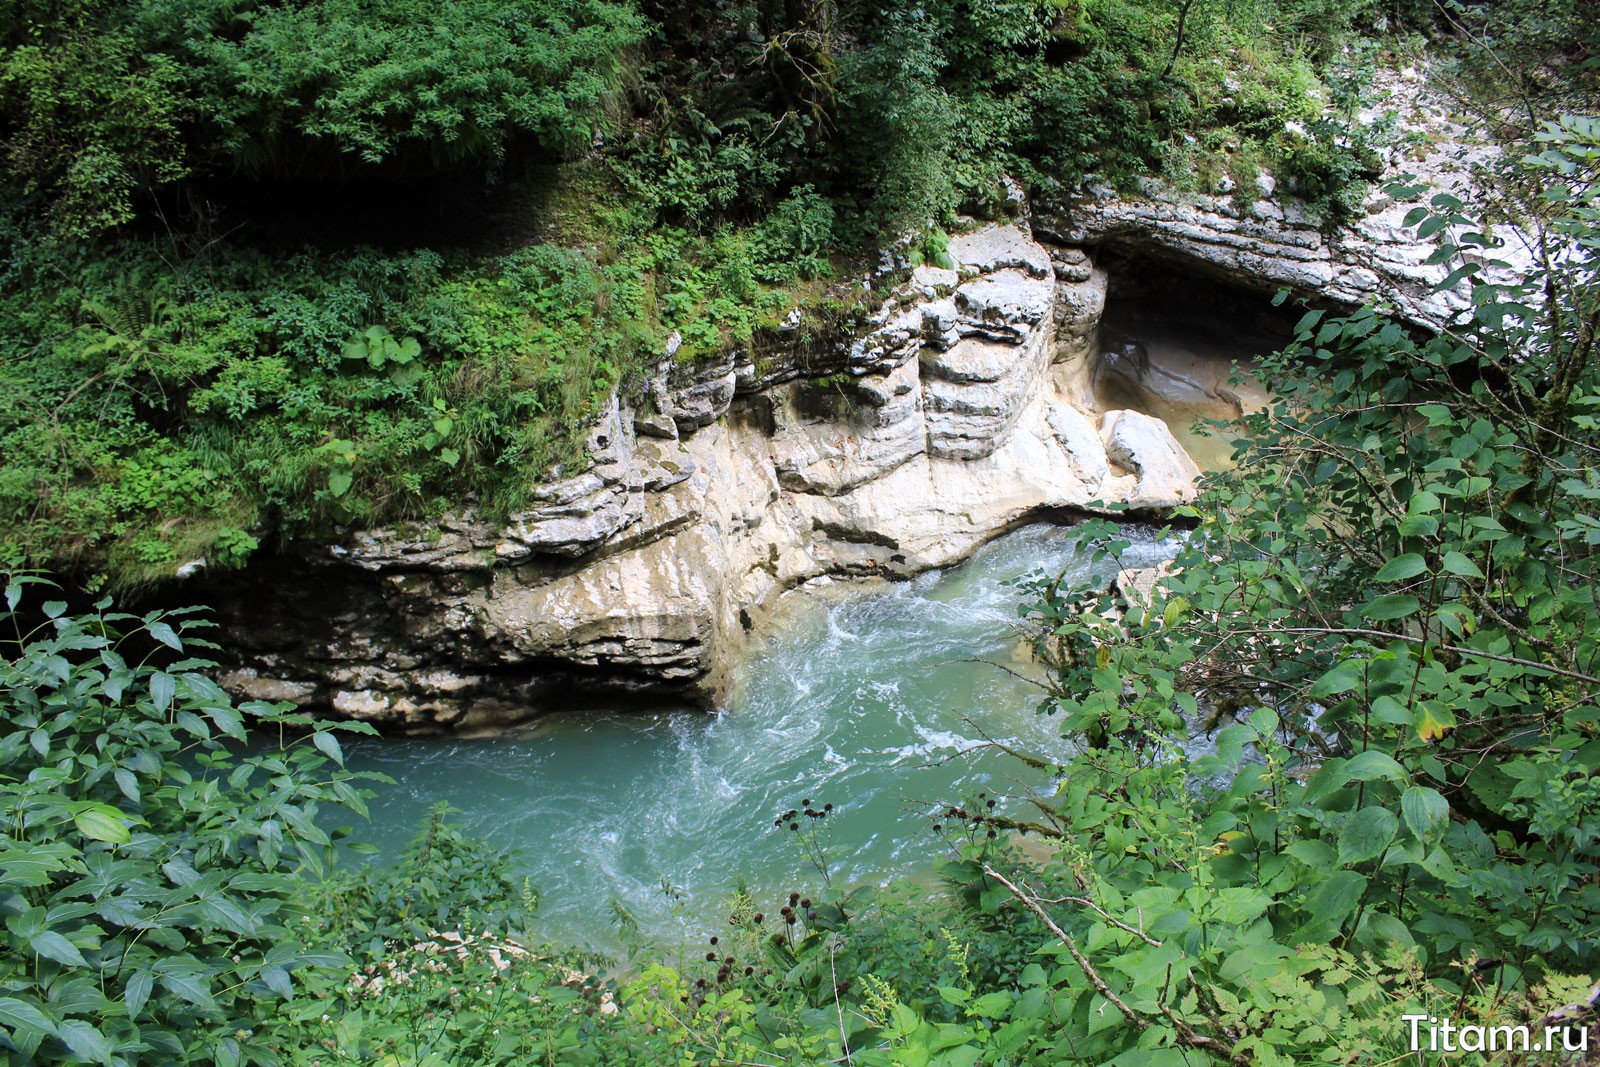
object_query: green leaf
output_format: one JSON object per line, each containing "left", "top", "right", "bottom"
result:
{"left": 125, "top": 970, "right": 153, "bottom": 1018}
{"left": 1398, "top": 513, "right": 1439, "bottom": 537}
{"left": 1341, "top": 750, "right": 1407, "bottom": 784}
{"left": 438, "top": 447, "right": 461, "bottom": 467}
{"left": 1302, "top": 870, "right": 1368, "bottom": 928}
{"left": 74, "top": 809, "right": 131, "bottom": 844}
{"left": 395, "top": 336, "right": 421, "bottom": 363}
{"left": 328, "top": 468, "right": 353, "bottom": 498}
{"left": 968, "top": 991, "right": 1012, "bottom": 1018}
{"left": 1401, "top": 786, "right": 1449, "bottom": 841}
{"left": 57, "top": 1020, "right": 113, "bottom": 1066}
{"left": 1417, "top": 215, "right": 1448, "bottom": 239}
{"left": 259, "top": 964, "right": 294, "bottom": 1000}
{"left": 1312, "top": 659, "right": 1366, "bottom": 697}
{"left": 0, "top": 996, "right": 57, "bottom": 1038}
{"left": 30, "top": 931, "right": 88, "bottom": 967}
{"left": 1210, "top": 887, "right": 1270, "bottom": 924}
{"left": 156, "top": 970, "right": 217, "bottom": 1010}
{"left": 1374, "top": 554, "right": 1427, "bottom": 582}
{"left": 1286, "top": 840, "right": 1335, "bottom": 867}
{"left": 1363, "top": 594, "right": 1420, "bottom": 621}
{"left": 147, "top": 620, "right": 183, "bottom": 651}
{"left": 150, "top": 671, "right": 175, "bottom": 712}
{"left": 0, "top": 845, "right": 76, "bottom": 888}
{"left": 312, "top": 730, "right": 344, "bottom": 766}
{"left": 1439, "top": 551, "right": 1485, "bottom": 578}
{"left": 1337, "top": 807, "right": 1398, "bottom": 866}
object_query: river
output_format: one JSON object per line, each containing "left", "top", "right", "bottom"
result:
{"left": 337, "top": 523, "right": 1177, "bottom": 950}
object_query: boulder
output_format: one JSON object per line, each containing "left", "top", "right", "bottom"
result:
{"left": 1102, "top": 409, "right": 1202, "bottom": 509}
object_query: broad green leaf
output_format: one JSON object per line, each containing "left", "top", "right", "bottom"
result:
{"left": 0, "top": 846, "right": 77, "bottom": 888}
{"left": 1439, "top": 551, "right": 1485, "bottom": 578}
{"left": 259, "top": 964, "right": 294, "bottom": 1000}
{"left": 1210, "top": 887, "right": 1270, "bottom": 924}
{"left": 968, "top": 991, "right": 1012, "bottom": 1019}
{"left": 312, "top": 730, "right": 344, "bottom": 766}
{"left": 1364, "top": 594, "right": 1420, "bottom": 621}
{"left": 57, "top": 1020, "right": 113, "bottom": 1066}
{"left": 1401, "top": 786, "right": 1449, "bottom": 840}
{"left": 1341, "top": 750, "right": 1407, "bottom": 784}
{"left": 74, "top": 809, "right": 131, "bottom": 844}
{"left": 1398, "top": 513, "right": 1439, "bottom": 536}
{"left": 1301, "top": 870, "right": 1367, "bottom": 929}
{"left": 125, "top": 970, "right": 153, "bottom": 1018}
{"left": 0, "top": 996, "right": 57, "bottom": 1037}
{"left": 1286, "top": 839, "right": 1336, "bottom": 867}
{"left": 1374, "top": 554, "right": 1427, "bottom": 582}
{"left": 1338, "top": 807, "right": 1398, "bottom": 866}
{"left": 150, "top": 671, "right": 175, "bottom": 712}
{"left": 30, "top": 931, "right": 88, "bottom": 967}
{"left": 328, "top": 468, "right": 353, "bottom": 498}
{"left": 147, "top": 621, "right": 182, "bottom": 651}
{"left": 157, "top": 970, "right": 217, "bottom": 1010}
{"left": 1312, "top": 659, "right": 1366, "bottom": 697}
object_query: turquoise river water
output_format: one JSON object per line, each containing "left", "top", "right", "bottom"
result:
{"left": 339, "top": 524, "right": 1175, "bottom": 949}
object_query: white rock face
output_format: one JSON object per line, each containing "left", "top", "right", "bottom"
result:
{"left": 212, "top": 222, "right": 1201, "bottom": 730}
{"left": 212, "top": 225, "right": 1155, "bottom": 728}
{"left": 1102, "top": 410, "right": 1204, "bottom": 510}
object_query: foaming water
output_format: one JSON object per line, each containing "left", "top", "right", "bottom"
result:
{"left": 340, "top": 524, "right": 1175, "bottom": 949}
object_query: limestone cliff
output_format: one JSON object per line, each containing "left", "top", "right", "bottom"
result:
{"left": 212, "top": 221, "right": 1213, "bottom": 729}
{"left": 212, "top": 132, "right": 1487, "bottom": 731}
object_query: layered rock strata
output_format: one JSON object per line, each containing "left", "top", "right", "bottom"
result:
{"left": 1036, "top": 68, "right": 1534, "bottom": 329}
{"left": 213, "top": 222, "right": 1211, "bottom": 730}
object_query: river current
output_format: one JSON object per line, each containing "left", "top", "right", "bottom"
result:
{"left": 340, "top": 523, "right": 1176, "bottom": 949}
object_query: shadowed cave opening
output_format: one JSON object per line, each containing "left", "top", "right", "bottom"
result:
{"left": 1088, "top": 246, "right": 1308, "bottom": 470}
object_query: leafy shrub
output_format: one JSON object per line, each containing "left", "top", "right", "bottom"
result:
{"left": 0, "top": 0, "right": 644, "bottom": 233}
{"left": 0, "top": 574, "right": 377, "bottom": 1064}
{"left": 752, "top": 186, "right": 836, "bottom": 283}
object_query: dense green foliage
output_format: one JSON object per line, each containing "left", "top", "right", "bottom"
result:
{"left": 0, "top": 574, "right": 377, "bottom": 1063}
{"left": 0, "top": 0, "right": 643, "bottom": 234}
{"left": 0, "top": 0, "right": 1431, "bottom": 588}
